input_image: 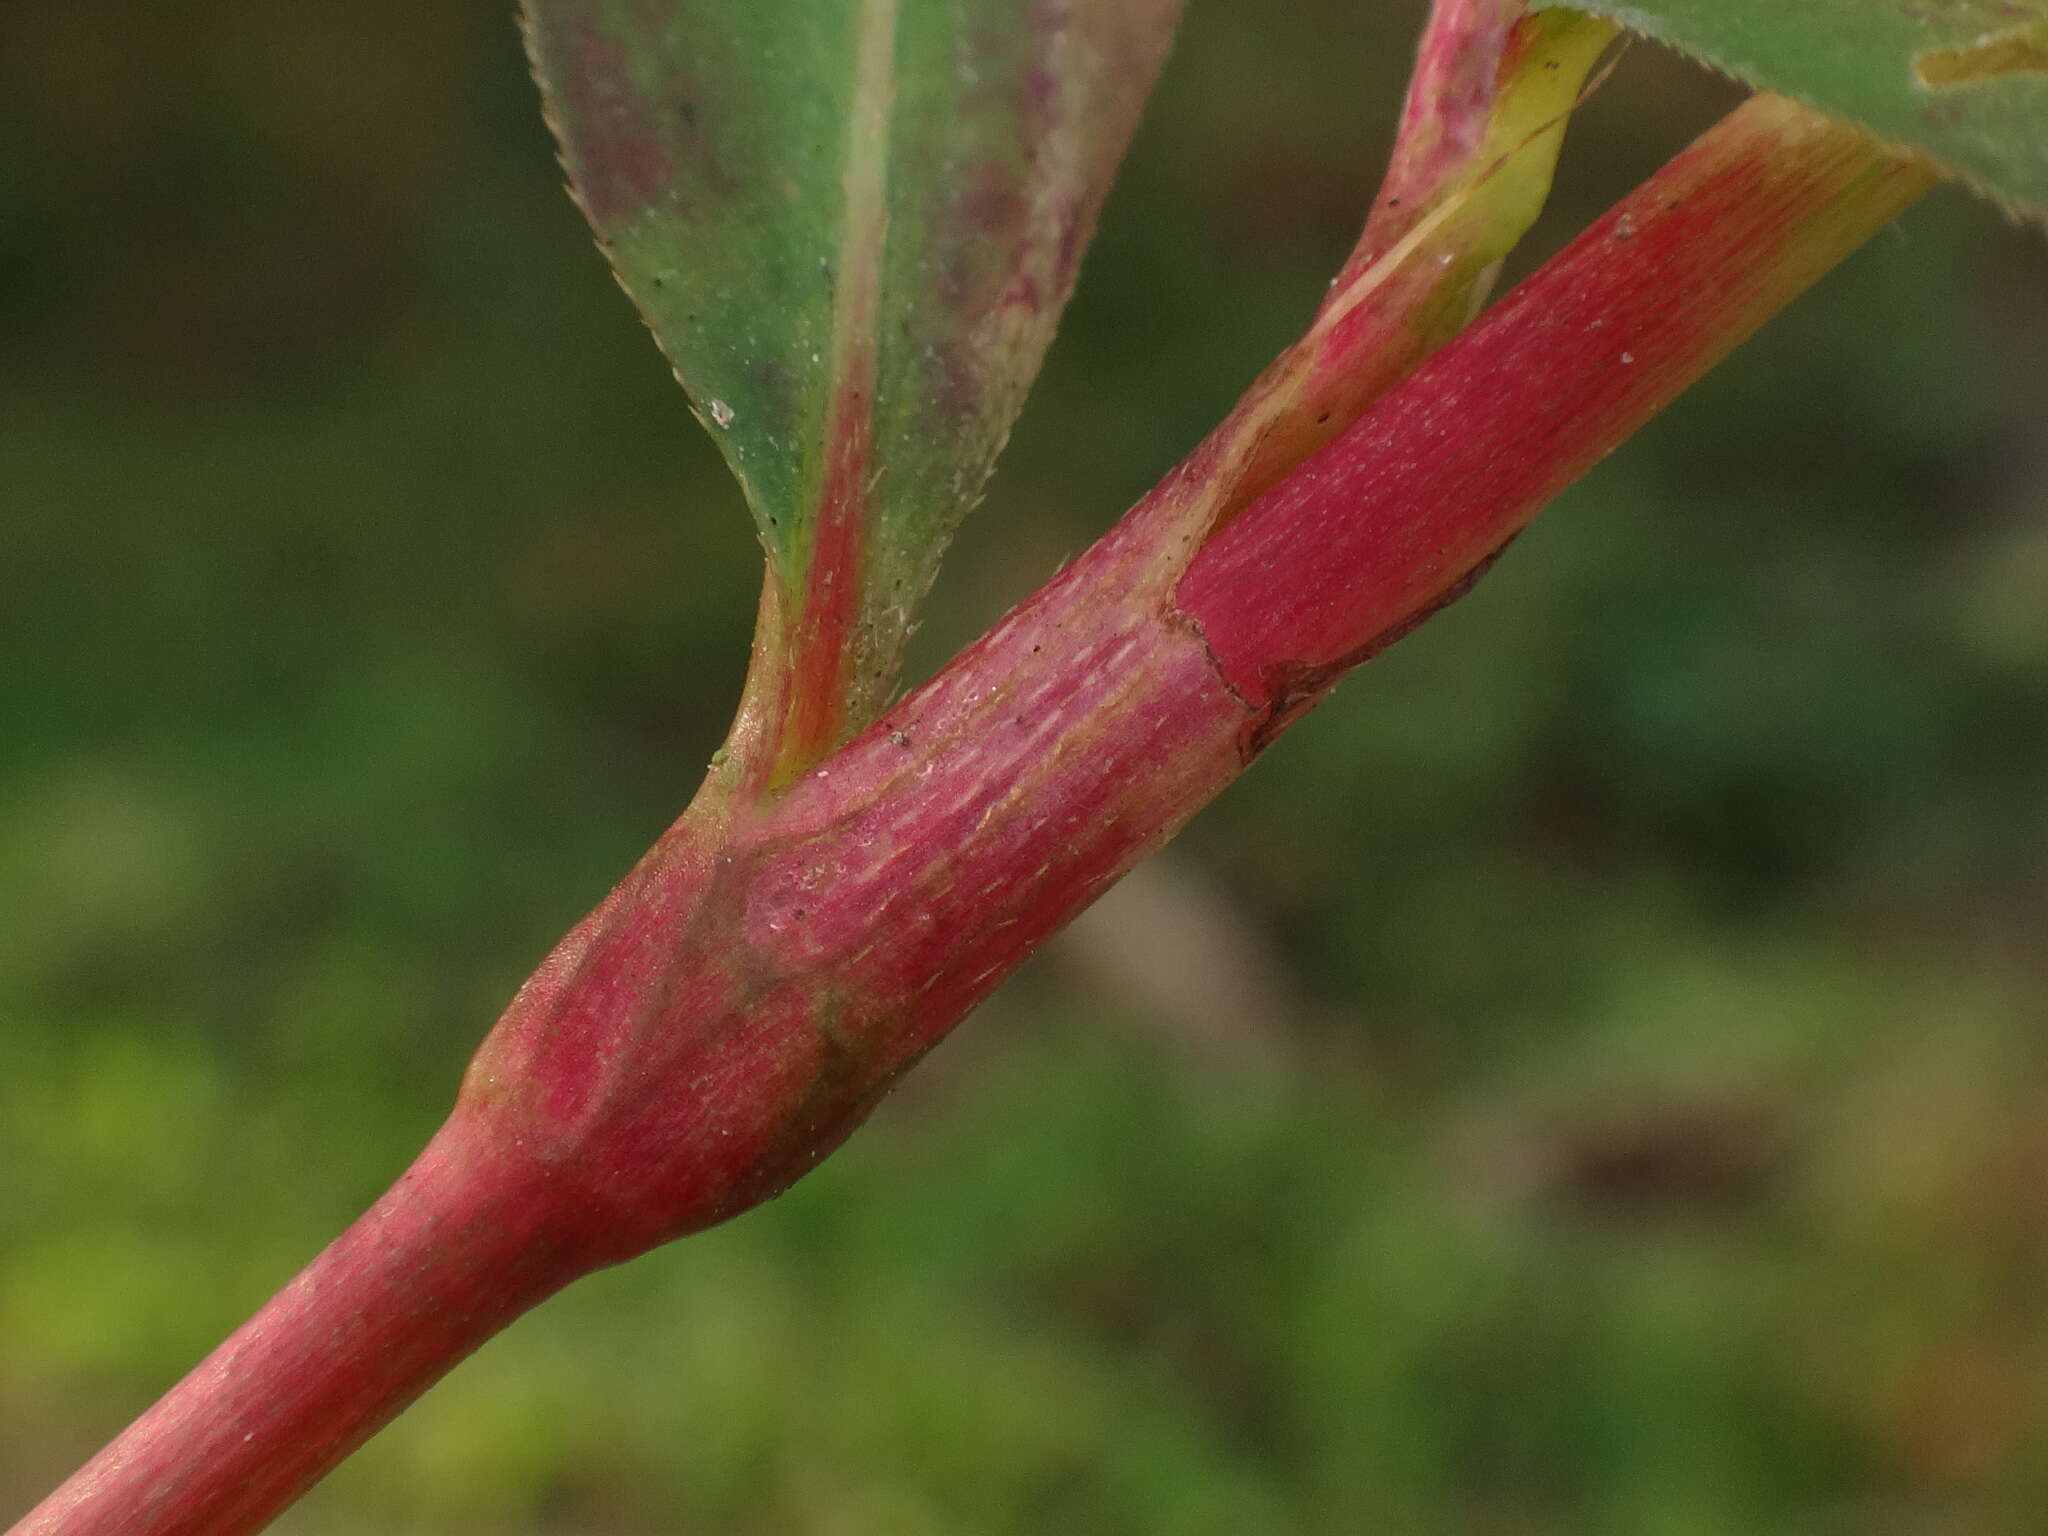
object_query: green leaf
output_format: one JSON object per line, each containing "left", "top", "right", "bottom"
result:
{"left": 523, "top": 0, "right": 1183, "bottom": 770}
{"left": 1535, "top": 0, "right": 2048, "bottom": 222}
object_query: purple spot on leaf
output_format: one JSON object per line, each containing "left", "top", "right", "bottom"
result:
{"left": 558, "top": 27, "right": 672, "bottom": 229}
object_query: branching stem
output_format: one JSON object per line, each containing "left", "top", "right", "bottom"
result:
{"left": 11, "top": 92, "right": 1933, "bottom": 1536}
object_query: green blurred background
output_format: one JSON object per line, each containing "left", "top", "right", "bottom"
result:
{"left": 5, "top": 2, "right": 2048, "bottom": 1531}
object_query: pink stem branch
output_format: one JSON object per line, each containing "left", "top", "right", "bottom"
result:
{"left": 1178, "top": 94, "right": 1934, "bottom": 743}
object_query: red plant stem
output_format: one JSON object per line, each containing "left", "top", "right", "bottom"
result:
{"left": 12, "top": 96, "right": 1932, "bottom": 1536}
{"left": 10, "top": 1120, "right": 590, "bottom": 1536}
{"left": 1179, "top": 95, "right": 1934, "bottom": 739}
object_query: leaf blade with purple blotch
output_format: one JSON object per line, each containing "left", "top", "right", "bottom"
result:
{"left": 523, "top": 0, "right": 1184, "bottom": 775}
